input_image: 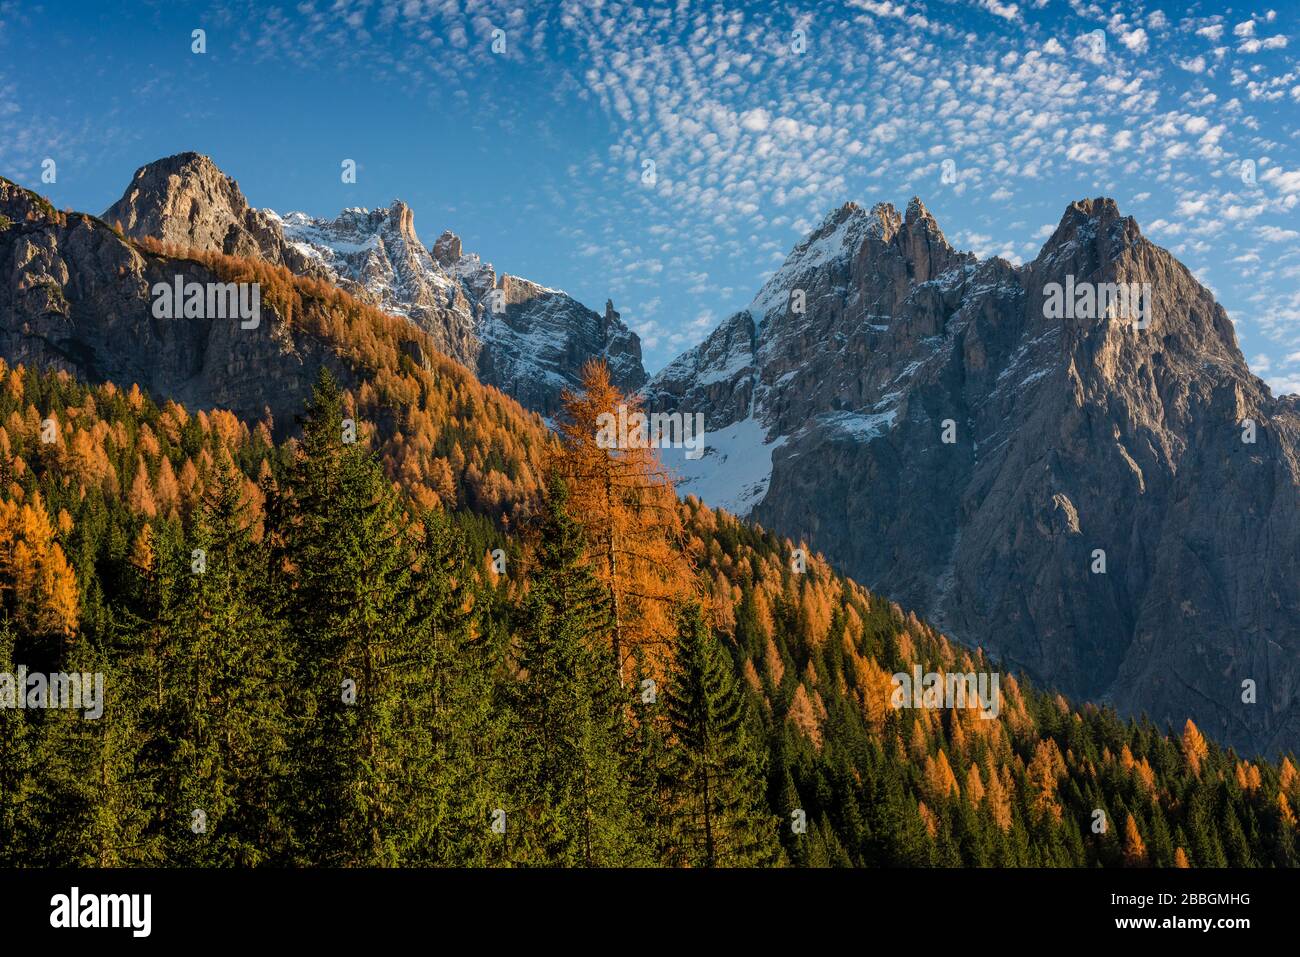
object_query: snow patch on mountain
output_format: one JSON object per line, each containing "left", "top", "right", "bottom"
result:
{"left": 748, "top": 203, "right": 870, "bottom": 324}
{"left": 268, "top": 206, "right": 646, "bottom": 415}
{"left": 659, "top": 416, "right": 786, "bottom": 517}
{"left": 819, "top": 408, "right": 898, "bottom": 442}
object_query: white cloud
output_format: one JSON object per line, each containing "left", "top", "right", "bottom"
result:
{"left": 739, "top": 108, "right": 770, "bottom": 132}
{"left": 1269, "top": 375, "right": 1300, "bottom": 397}
{"left": 1238, "top": 36, "right": 1287, "bottom": 54}
{"left": 980, "top": 0, "right": 1020, "bottom": 21}
{"left": 1258, "top": 225, "right": 1300, "bottom": 242}
{"left": 1119, "top": 27, "right": 1149, "bottom": 54}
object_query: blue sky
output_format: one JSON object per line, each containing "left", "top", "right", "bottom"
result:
{"left": 1, "top": 0, "right": 1298, "bottom": 391}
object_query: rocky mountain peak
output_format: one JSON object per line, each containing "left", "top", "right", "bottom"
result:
{"left": 0, "top": 175, "right": 56, "bottom": 224}
{"left": 106, "top": 152, "right": 247, "bottom": 244}
{"left": 97, "top": 153, "right": 647, "bottom": 417}
{"left": 1039, "top": 195, "right": 1142, "bottom": 261}
{"left": 328, "top": 202, "right": 420, "bottom": 248}
{"left": 102, "top": 151, "right": 316, "bottom": 273}
{"left": 388, "top": 199, "right": 418, "bottom": 246}
{"left": 431, "top": 229, "right": 463, "bottom": 267}
{"left": 1070, "top": 195, "right": 1124, "bottom": 221}
{"left": 904, "top": 195, "right": 946, "bottom": 242}
{"left": 646, "top": 194, "right": 1300, "bottom": 755}
{"left": 867, "top": 201, "right": 902, "bottom": 241}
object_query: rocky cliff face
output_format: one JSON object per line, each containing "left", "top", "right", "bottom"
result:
{"left": 104, "top": 153, "right": 646, "bottom": 417}
{"left": 270, "top": 203, "right": 481, "bottom": 364}
{"left": 0, "top": 175, "right": 362, "bottom": 431}
{"left": 101, "top": 152, "right": 324, "bottom": 278}
{"left": 646, "top": 195, "right": 1300, "bottom": 755}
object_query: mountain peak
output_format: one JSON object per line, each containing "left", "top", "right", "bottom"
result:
{"left": 111, "top": 152, "right": 249, "bottom": 219}
{"left": 1038, "top": 195, "right": 1144, "bottom": 263}
{"left": 129, "top": 151, "right": 227, "bottom": 184}
{"left": 383, "top": 199, "right": 419, "bottom": 247}
{"left": 809, "top": 200, "right": 866, "bottom": 235}
{"left": 867, "top": 201, "right": 902, "bottom": 240}
{"left": 431, "top": 229, "right": 463, "bottom": 267}
{"left": 649, "top": 189, "right": 1298, "bottom": 758}
{"left": 1060, "top": 196, "right": 1136, "bottom": 236}
{"left": 904, "top": 195, "right": 949, "bottom": 249}
{"left": 0, "top": 175, "right": 57, "bottom": 224}
{"left": 331, "top": 201, "right": 418, "bottom": 239}
{"left": 1069, "top": 195, "right": 1123, "bottom": 220}
{"left": 102, "top": 152, "right": 300, "bottom": 265}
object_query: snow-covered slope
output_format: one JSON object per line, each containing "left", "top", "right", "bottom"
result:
{"left": 272, "top": 207, "right": 647, "bottom": 417}
{"left": 643, "top": 200, "right": 947, "bottom": 519}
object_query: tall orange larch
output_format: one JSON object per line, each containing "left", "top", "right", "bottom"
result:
{"left": 1280, "top": 792, "right": 1297, "bottom": 829}
{"left": 1181, "top": 719, "right": 1209, "bottom": 776}
{"left": 1123, "top": 814, "right": 1148, "bottom": 867}
{"left": 1281, "top": 757, "right": 1298, "bottom": 795}
{"left": 917, "top": 801, "right": 938, "bottom": 838}
{"left": 128, "top": 456, "right": 158, "bottom": 517}
{"left": 1027, "top": 738, "right": 1065, "bottom": 823}
{"left": 3, "top": 492, "right": 79, "bottom": 641}
{"left": 984, "top": 759, "right": 1014, "bottom": 832}
{"left": 965, "top": 764, "right": 985, "bottom": 807}
{"left": 924, "top": 749, "right": 960, "bottom": 802}
{"left": 553, "top": 360, "right": 696, "bottom": 681}
{"left": 155, "top": 457, "right": 181, "bottom": 516}
{"left": 787, "top": 683, "right": 824, "bottom": 750}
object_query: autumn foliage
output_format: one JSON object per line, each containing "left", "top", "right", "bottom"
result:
{"left": 3, "top": 349, "right": 1299, "bottom": 868}
{"left": 552, "top": 360, "right": 697, "bottom": 681}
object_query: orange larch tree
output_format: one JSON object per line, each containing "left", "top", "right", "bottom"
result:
{"left": 552, "top": 359, "right": 697, "bottom": 682}
{"left": 1123, "top": 813, "right": 1148, "bottom": 867}
{"left": 1181, "top": 719, "right": 1209, "bottom": 776}
{"left": 1, "top": 491, "right": 79, "bottom": 643}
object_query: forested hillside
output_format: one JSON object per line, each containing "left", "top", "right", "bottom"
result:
{"left": 1, "top": 357, "right": 1297, "bottom": 867}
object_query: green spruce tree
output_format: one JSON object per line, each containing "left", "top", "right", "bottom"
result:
{"left": 271, "top": 369, "right": 428, "bottom": 865}
{"left": 663, "top": 600, "right": 778, "bottom": 867}
{"left": 156, "top": 451, "right": 290, "bottom": 865}
{"left": 0, "top": 619, "right": 36, "bottom": 865}
{"left": 504, "top": 476, "right": 645, "bottom": 866}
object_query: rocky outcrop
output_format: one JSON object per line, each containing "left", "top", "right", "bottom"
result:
{"left": 272, "top": 203, "right": 480, "bottom": 363}
{"left": 102, "top": 152, "right": 322, "bottom": 278}
{"left": 475, "top": 280, "right": 646, "bottom": 418}
{"left": 102, "top": 153, "right": 646, "bottom": 417}
{"left": 646, "top": 195, "right": 1300, "bottom": 756}
{"left": 1, "top": 176, "right": 360, "bottom": 432}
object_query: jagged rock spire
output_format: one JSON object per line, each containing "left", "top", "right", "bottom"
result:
{"left": 432, "top": 229, "right": 463, "bottom": 267}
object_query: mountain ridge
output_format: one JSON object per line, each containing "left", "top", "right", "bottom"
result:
{"left": 102, "top": 152, "right": 646, "bottom": 417}
{"left": 647, "top": 192, "right": 1300, "bottom": 756}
